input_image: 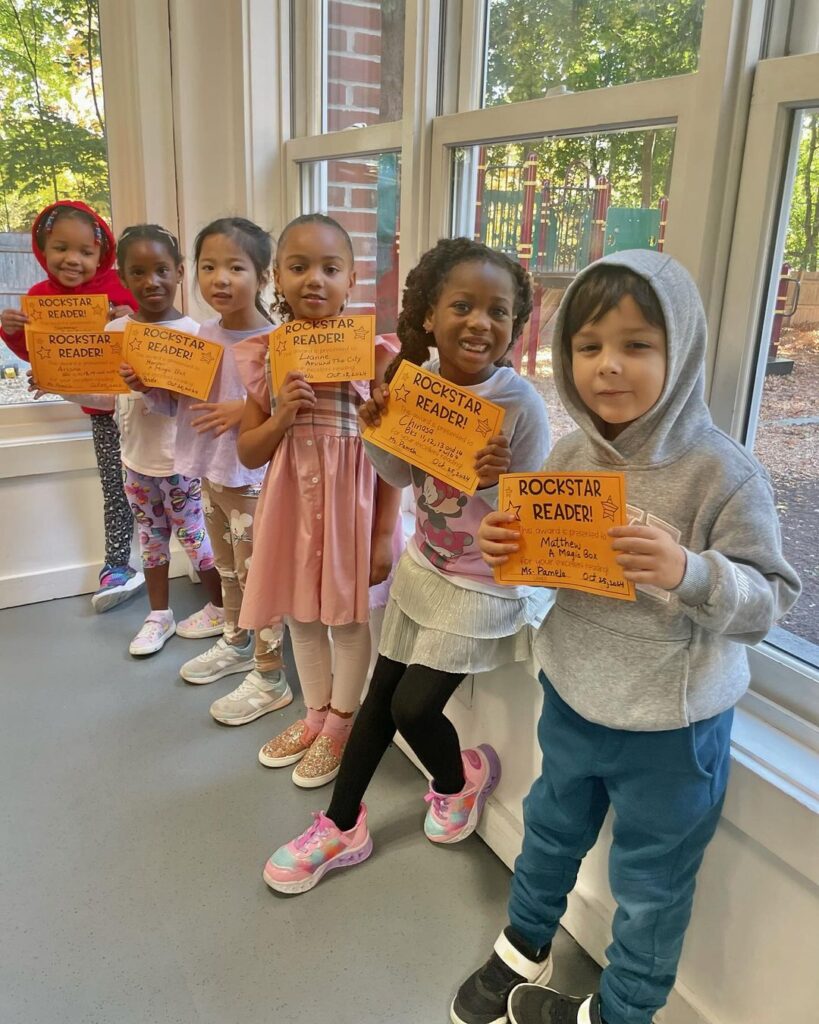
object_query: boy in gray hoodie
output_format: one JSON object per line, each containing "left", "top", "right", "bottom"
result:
{"left": 451, "top": 250, "right": 801, "bottom": 1024}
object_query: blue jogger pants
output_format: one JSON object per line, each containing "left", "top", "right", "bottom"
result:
{"left": 508, "top": 674, "right": 732, "bottom": 1024}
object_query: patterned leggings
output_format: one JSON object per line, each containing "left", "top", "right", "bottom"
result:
{"left": 124, "top": 468, "right": 215, "bottom": 572}
{"left": 90, "top": 412, "right": 133, "bottom": 570}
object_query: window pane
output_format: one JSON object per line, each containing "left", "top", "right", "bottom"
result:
{"left": 300, "top": 154, "right": 401, "bottom": 333}
{"left": 324, "top": 0, "right": 405, "bottom": 131}
{"left": 483, "top": 0, "right": 705, "bottom": 107}
{"left": 0, "top": 0, "right": 110, "bottom": 408}
{"left": 452, "top": 127, "right": 675, "bottom": 441}
{"left": 750, "top": 111, "right": 819, "bottom": 665}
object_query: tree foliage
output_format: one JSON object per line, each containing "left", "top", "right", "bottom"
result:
{"left": 784, "top": 113, "right": 819, "bottom": 273}
{"left": 483, "top": 0, "right": 702, "bottom": 207}
{"left": 0, "top": 0, "right": 109, "bottom": 232}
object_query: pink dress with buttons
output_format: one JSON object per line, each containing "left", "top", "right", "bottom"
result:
{"left": 234, "top": 333, "right": 401, "bottom": 628}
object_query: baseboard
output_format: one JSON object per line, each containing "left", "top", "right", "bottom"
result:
{"left": 0, "top": 547, "right": 194, "bottom": 609}
{"left": 394, "top": 736, "right": 713, "bottom": 1024}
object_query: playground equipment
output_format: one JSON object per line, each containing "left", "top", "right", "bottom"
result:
{"left": 472, "top": 150, "right": 668, "bottom": 374}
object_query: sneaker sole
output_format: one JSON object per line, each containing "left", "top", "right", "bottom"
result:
{"left": 175, "top": 624, "right": 225, "bottom": 639}
{"left": 179, "top": 656, "right": 255, "bottom": 685}
{"left": 449, "top": 957, "right": 554, "bottom": 1024}
{"left": 428, "top": 743, "right": 502, "bottom": 845}
{"left": 263, "top": 834, "right": 373, "bottom": 894}
{"left": 129, "top": 623, "right": 176, "bottom": 657}
{"left": 92, "top": 575, "right": 145, "bottom": 613}
{"left": 291, "top": 763, "right": 341, "bottom": 789}
{"left": 258, "top": 745, "right": 311, "bottom": 768}
{"left": 210, "top": 685, "right": 294, "bottom": 726}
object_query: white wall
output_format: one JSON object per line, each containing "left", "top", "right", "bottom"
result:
{"left": 396, "top": 659, "right": 819, "bottom": 1024}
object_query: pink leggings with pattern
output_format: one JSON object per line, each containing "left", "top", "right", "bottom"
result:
{"left": 124, "top": 468, "right": 215, "bottom": 572}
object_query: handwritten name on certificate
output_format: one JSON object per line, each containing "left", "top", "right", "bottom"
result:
{"left": 362, "top": 360, "right": 505, "bottom": 496}
{"left": 23, "top": 293, "right": 109, "bottom": 329}
{"left": 123, "top": 322, "right": 223, "bottom": 401}
{"left": 494, "top": 472, "right": 636, "bottom": 601}
{"left": 269, "top": 315, "right": 375, "bottom": 390}
{"left": 27, "top": 328, "right": 128, "bottom": 394}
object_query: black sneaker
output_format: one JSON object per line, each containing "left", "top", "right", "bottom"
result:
{"left": 508, "top": 986, "right": 603, "bottom": 1024}
{"left": 451, "top": 930, "right": 553, "bottom": 1024}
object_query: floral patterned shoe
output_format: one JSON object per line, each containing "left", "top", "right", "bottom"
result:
{"left": 292, "top": 733, "right": 346, "bottom": 789}
{"left": 423, "top": 744, "right": 501, "bottom": 844}
{"left": 258, "top": 719, "right": 318, "bottom": 768}
{"left": 176, "top": 602, "right": 225, "bottom": 639}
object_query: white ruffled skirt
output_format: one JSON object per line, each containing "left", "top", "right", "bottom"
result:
{"left": 378, "top": 552, "right": 547, "bottom": 674}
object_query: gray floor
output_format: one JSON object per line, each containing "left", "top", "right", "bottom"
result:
{"left": 0, "top": 579, "right": 599, "bottom": 1024}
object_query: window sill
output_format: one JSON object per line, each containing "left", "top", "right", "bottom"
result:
{"left": 0, "top": 401, "right": 94, "bottom": 479}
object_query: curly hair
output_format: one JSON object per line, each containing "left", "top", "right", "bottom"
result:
{"left": 385, "top": 237, "right": 534, "bottom": 383}
{"left": 271, "top": 213, "right": 354, "bottom": 322}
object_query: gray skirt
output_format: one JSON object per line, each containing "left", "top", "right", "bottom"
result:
{"left": 378, "top": 552, "right": 546, "bottom": 674}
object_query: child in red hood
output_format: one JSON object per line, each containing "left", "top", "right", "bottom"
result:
{"left": 1, "top": 201, "right": 145, "bottom": 611}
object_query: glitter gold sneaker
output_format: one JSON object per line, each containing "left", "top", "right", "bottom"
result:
{"left": 292, "top": 733, "right": 346, "bottom": 789}
{"left": 263, "top": 804, "right": 372, "bottom": 894}
{"left": 258, "top": 719, "right": 318, "bottom": 768}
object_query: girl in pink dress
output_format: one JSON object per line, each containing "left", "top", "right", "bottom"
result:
{"left": 234, "top": 214, "right": 402, "bottom": 789}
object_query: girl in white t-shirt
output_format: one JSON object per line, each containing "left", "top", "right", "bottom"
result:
{"left": 46, "top": 225, "right": 225, "bottom": 655}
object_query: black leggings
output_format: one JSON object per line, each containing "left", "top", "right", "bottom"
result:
{"left": 327, "top": 655, "right": 466, "bottom": 832}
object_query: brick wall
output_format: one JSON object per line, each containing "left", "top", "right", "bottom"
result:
{"left": 322, "top": 0, "right": 402, "bottom": 331}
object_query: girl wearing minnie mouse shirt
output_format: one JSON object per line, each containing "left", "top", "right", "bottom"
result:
{"left": 264, "top": 238, "right": 551, "bottom": 895}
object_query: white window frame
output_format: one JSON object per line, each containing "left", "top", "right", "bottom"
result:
{"left": 281, "top": 0, "right": 819, "bottom": 773}
{"left": 711, "top": 50, "right": 819, "bottom": 736}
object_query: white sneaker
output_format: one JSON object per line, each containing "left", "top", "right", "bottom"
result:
{"left": 209, "top": 669, "right": 293, "bottom": 725}
{"left": 176, "top": 602, "right": 226, "bottom": 639}
{"left": 179, "top": 636, "right": 255, "bottom": 685}
{"left": 129, "top": 612, "right": 176, "bottom": 656}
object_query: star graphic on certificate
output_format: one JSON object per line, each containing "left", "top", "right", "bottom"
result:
{"left": 393, "top": 383, "right": 410, "bottom": 404}
{"left": 129, "top": 337, "right": 142, "bottom": 352}
{"left": 505, "top": 499, "right": 522, "bottom": 521}
{"left": 601, "top": 495, "right": 619, "bottom": 521}
{"left": 475, "top": 417, "right": 491, "bottom": 438}
{"left": 200, "top": 352, "right": 214, "bottom": 364}
{"left": 276, "top": 338, "right": 288, "bottom": 356}
{"left": 353, "top": 326, "right": 367, "bottom": 340}
{"left": 36, "top": 345, "right": 51, "bottom": 361}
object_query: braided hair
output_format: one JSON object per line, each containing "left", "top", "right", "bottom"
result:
{"left": 117, "top": 223, "right": 183, "bottom": 268}
{"left": 385, "top": 237, "right": 534, "bottom": 383}
{"left": 36, "top": 205, "right": 106, "bottom": 255}
{"left": 193, "top": 217, "right": 274, "bottom": 322}
{"left": 271, "top": 213, "right": 354, "bottom": 322}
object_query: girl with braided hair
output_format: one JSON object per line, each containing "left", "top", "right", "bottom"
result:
{"left": 264, "top": 237, "right": 553, "bottom": 894}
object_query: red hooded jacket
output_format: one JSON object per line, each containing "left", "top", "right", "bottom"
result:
{"left": 0, "top": 200, "right": 136, "bottom": 414}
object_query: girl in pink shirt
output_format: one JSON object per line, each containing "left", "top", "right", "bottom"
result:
{"left": 234, "top": 214, "right": 401, "bottom": 789}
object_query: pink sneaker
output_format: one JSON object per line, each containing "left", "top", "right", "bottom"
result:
{"left": 423, "top": 744, "right": 501, "bottom": 845}
{"left": 176, "top": 602, "right": 225, "bottom": 639}
{"left": 263, "top": 805, "right": 372, "bottom": 894}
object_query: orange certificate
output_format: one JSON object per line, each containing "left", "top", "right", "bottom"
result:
{"left": 362, "top": 359, "right": 505, "bottom": 496}
{"left": 123, "top": 322, "right": 223, "bottom": 401}
{"left": 27, "top": 328, "right": 128, "bottom": 395}
{"left": 269, "top": 314, "right": 375, "bottom": 391}
{"left": 22, "top": 293, "right": 109, "bottom": 330}
{"left": 494, "top": 472, "right": 636, "bottom": 601}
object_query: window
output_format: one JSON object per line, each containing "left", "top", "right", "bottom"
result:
{"left": 0, "top": 0, "right": 110, "bottom": 407}
{"left": 482, "top": 0, "right": 705, "bottom": 107}
{"left": 452, "top": 127, "right": 675, "bottom": 440}
{"left": 324, "top": 0, "right": 406, "bottom": 131}
{"left": 301, "top": 154, "right": 402, "bottom": 332}
{"left": 745, "top": 110, "right": 819, "bottom": 665}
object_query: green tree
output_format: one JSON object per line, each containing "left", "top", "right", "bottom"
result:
{"left": 0, "top": 0, "right": 109, "bottom": 231}
{"left": 784, "top": 113, "right": 819, "bottom": 273}
{"left": 483, "top": 0, "right": 702, "bottom": 206}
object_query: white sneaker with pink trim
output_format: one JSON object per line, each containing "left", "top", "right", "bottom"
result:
{"left": 129, "top": 613, "right": 176, "bottom": 656}
{"left": 176, "top": 602, "right": 225, "bottom": 639}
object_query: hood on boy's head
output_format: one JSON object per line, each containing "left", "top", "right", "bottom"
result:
{"left": 31, "top": 200, "right": 117, "bottom": 280}
{"left": 552, "top": 249, "right": 712, "bottom": 466}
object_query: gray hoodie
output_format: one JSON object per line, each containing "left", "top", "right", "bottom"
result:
{"left": 533, "top": 249, "right": 801, "bottom": 730}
